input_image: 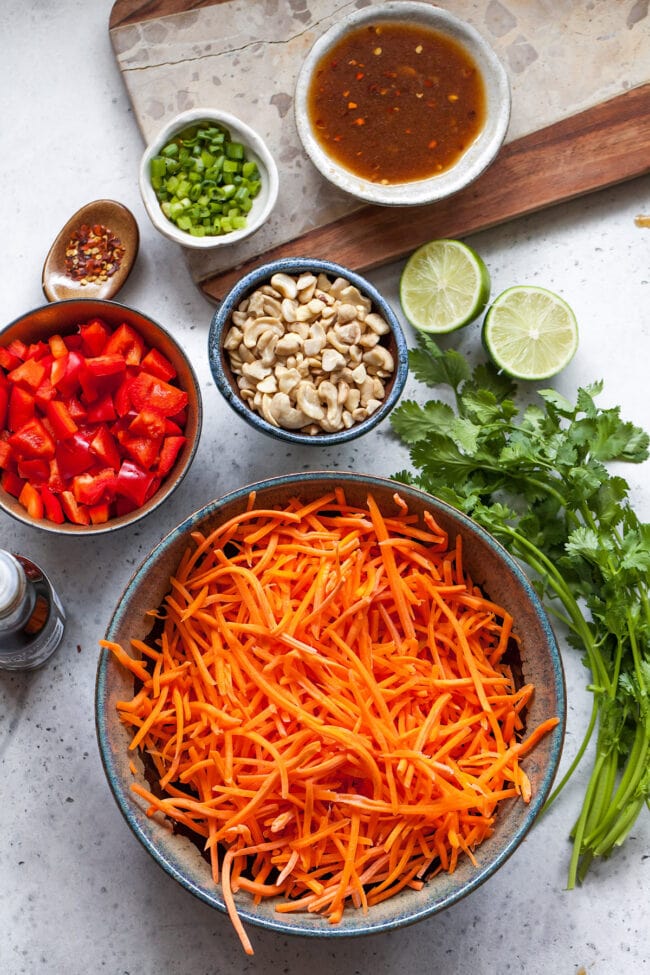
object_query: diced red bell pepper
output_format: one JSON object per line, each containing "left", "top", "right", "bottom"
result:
{"left": 0, "top": 380, "right": 8, "bottom": 430}
{"left": 113, "top": 375, "right": 133, "bottom": 417}
{"left": 163, "top": 418, "right": 185, "bottom": 436}
{"left": 18, "top": 481, "right": 44, "bottom": 520}
{"left": 79, "top": 318, "right": 110, "bottom": 357}
{"left": 48, "top": 334, "right": 69, "bottom": 359}
{"left": 9, "top": 417, "right": 56, "bottom": 459}
{"left": 62, "top": 395, "right": 87, "bottom": 421}
{"left": 145, "top": 475, "right": 161, "bottom": 501}
{"left": 5, "top": 339, "right": 28, "bottom": 361}
{"left": 156, "top": 435, "right": 186, "bottom": 477}
{"left": 88, "top": 501, "right": 111, "bottom": 524}
{"left": 55, "top": 431, "right": 96, "bottom": 479}
{"left": 45, "top": 399, "right": 79, "bottom": 440}
{"left": 84, "top": 354, "right": 127, "bottom": 380}
{"left": 79, "top": 358, "right": 126, "bottom": 405}
{"left": 17, "top": 458, "right": 50, "bottom": 483}
{"left": 48, "top": 457, "right": 66, "bottom": 493}
{"left": 71, "top": 468, "right": 117, "bottom": 506}
{"left": 89, "top": 425, "right": 121, "bottom": 469}
{"left": 40, "top": 484, "right": 65, "bottom": 524}
{"left": 59, "top": 490, "right": 90, "bottom": 525}
{"left": 85, "top": 392, "right": 116, "bottom": 424}
{"left": 8, "top": 386, "right": 36, "bottom": 431}
{"left": 26, "top": 341, "right": 50, "bottom": 362}
{"left": 77, "top": 364, "right": 101, "bottom": 403}
{"left": 168, "top": 407, "right": 188, "bottom": 430}
{"left": 128, "top": 408, "right": 166, "bottom": 440}
{"left": 8, "top": 356, "right": 47, "bottom": 391}
{"left": 104, "top": 323, "right": 146, "bottom": 365}
{"left": 117, "top": 431, "right": 161, "bottom": 470}
{"left": 34, "top": 376, "right": 57, "bottom": 409}
{"left": 0, "top": 347, "right": 22, "bottom": 371}
{"left": 52, "top": 349, "right": 85, "bottom": 396}
{"left": 1, "top": 469, "right": 25, "bottom": 498}
{"left": 114, "top": 494, "right": 139, "bottom": 517}
{"left": 140, "top": 347, "right": 177, "bottom": 382}
{"left": 115, "top": 460, "right": 155, "bottom": 507}
{"left": 0, "top": 438, "right": 13, "bottom": 469}
{"left": 128, "top": 372, "right": 188, "bottom": 417}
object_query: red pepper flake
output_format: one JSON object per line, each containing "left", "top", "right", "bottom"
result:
{"left": 64, "top": 223, "right": 125, "bottom": 286}
{"left": 353, "top": 118, "right": 366, "bottom": 126}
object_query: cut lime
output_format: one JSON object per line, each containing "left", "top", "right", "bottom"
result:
{"left": 482, "top": 285, "right": 579, "bottom": 380}
{"left": 399, "top": 239, "right": 491, "bottom": 334}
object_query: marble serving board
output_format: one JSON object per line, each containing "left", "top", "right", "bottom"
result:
{"left": 109, "top": 0, "right": 650, "bottom": 301}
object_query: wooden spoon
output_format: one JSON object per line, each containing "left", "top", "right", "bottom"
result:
{"left": 42, "top": 200, "right": 139, "bottom": 302}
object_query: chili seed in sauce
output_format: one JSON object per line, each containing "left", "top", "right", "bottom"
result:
{"left": 307, "top": 22, "right": 486, "bottom": 184}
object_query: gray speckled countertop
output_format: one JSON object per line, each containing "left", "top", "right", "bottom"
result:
{"left": 0, "top": 2, "right": 648, "bottom": 974}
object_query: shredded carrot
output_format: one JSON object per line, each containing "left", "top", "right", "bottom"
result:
{"left": 101, "top": 490, "right": 558, "bottom": 955}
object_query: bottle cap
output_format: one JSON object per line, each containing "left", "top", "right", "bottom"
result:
{"left": 0, "top": 550, "right": 27, "bottom": 621}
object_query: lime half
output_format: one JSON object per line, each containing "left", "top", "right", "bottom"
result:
{"left": 482, "top": 285, "right": 579, "bottom": 380}
{"left": 399, "top": 239, "right": 491, "bottom": 334}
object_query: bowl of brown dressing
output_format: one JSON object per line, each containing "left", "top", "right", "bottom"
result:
{"left": 294, "top": 2, "right": 511, "bottom": 207}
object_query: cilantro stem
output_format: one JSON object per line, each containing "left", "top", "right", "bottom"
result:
{"left": 393, "top": 336, "right": 650, "bottom": 885}
{"left": 491, "top": 524, "right": 609, "bottom": 690}
{"left": 543, "top": 697, "right": 598, "bottom": 812}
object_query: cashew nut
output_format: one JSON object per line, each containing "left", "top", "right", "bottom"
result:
{"left": 270, "top": 273, "right": 298, "bottom": 300}
{"left": 296, "top": 381, "right": 326, "bottom": 421}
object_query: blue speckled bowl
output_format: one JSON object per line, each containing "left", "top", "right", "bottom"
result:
{"left": 207, "top": 258, "right": 409, "bottom": 445}
{"left": 96, "top": 472, "right": 565, "bottom": 940}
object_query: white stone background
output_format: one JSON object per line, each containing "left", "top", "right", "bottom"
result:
{"left": 0, "top": 2, "right": 648, "bottom": 974}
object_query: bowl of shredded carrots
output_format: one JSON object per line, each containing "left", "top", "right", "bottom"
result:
{"left": 96, "top": 472, "right": 565, "bottom": 954}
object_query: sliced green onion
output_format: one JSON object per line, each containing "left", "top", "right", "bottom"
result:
{"left": 149, "top": 121, "right": 264, "bottom": 238}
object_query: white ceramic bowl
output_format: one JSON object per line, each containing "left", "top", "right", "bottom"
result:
{"left": 139, "top": 108, "right": 279, "bottom": 250}
{"left": 294, "top": 2, "right": 511, "bottom": 207}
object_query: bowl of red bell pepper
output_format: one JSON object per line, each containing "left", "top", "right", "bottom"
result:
{"left": 0, "top": 298, "right": 202, "bottom": 534}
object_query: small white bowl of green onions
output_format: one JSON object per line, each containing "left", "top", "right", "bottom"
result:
{"left": 139, "top": 108, "right": 279, "bottom": 249}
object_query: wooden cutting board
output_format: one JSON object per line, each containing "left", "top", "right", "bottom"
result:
{"left": 110, "top": 0, "right": 650, "bottom": 302}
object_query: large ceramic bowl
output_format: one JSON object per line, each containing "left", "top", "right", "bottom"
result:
{"left": 96, "top": 472, "right": 565, "bottom": 942}
{"left": 294, "top": 2, "right": 511, "bottom": 206}
{"left": 139, "top": 108, "right": 279, "bottom": 250}
{"left": 207, "top": 257, "right": 409, "bottom": 445}
{"left": 0, "top": 298, "right": 202, "bottom": 535}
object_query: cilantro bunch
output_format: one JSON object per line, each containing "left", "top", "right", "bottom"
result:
{"left": 391, "top": 335, "right": 650, "bottom": 886}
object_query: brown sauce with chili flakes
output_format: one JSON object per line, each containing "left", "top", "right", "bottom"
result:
{"left": 307, "top": 21, "right": 486, "bottom": 184}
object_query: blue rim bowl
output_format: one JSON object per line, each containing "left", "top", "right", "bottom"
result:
{"left": 96, "top": 471, "right": 565, "bottom": 939}
{"left": 207, "top": 258, "right": 409, "bottom": 445}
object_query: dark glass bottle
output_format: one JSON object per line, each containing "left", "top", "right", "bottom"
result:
{"left": 0, "top": 550, "right": 66, "bottom": 670}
